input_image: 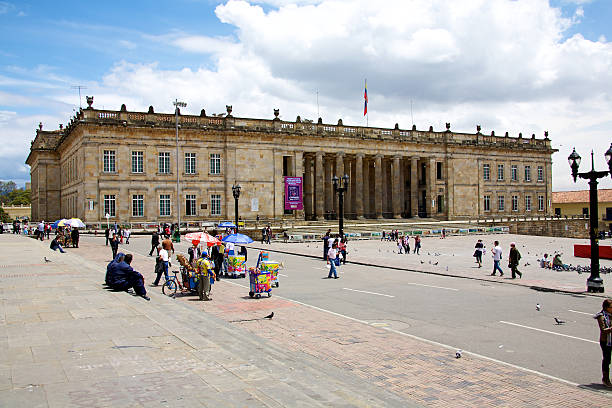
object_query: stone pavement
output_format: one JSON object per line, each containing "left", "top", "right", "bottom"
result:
{"left": 3, "top": 234, "right": 612, "bottom": 407}
{"left": 83, "top": 235, "right": 612, "bottom": 407}
{"left": 251, "top": 233, "right": 612, "bottom": 296}
{"left": 0, "top": 235, "right": 412, "bottom": 408}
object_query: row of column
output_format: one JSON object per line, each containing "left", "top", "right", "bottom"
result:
{"left": 302, "top": 152, "right": 438, "bottom": 220}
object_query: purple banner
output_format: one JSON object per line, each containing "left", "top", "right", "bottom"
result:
{"left": 284, "top": 177, "right": 303, "bottom": 210}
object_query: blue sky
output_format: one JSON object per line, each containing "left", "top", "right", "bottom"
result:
{"left": 1, "top": 0, "right": 612, "bottom": 190}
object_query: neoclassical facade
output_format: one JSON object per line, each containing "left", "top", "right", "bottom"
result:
{"left": 26, "top": 99, "right": 556, "bottom": 224}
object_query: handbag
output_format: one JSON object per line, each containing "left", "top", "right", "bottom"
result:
{"left": 473, "top": 250, "right": 478, "bottom": 257}
{"left": 334, "top": 258, "right": 340, "bottom": 266}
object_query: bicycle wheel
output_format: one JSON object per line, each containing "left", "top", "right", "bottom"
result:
{"left": 162, "top": 279, "right": 178, "bottom": 296}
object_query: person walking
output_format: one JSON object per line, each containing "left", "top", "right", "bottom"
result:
{"left": 124, "top": 228, "right": 131, "bottom": 244}
{"left": 149, "top": 231, "right": 160, "bottom": 256}
{"left": 490, "top": 240, "right": 504, "bottom": 276}
{"left": 110, "top": 234, "right": 119, "bottom": 260}
{"left": 266, "top": 225, "right": 272, "bottom": 244}
{"left": 594, "top": 299, "right": 612, "bottom": 387}
{"left": 403, "top": 236, "right": 410, "bottom": 254}
{"left": 323, "top": 229, "right": 331, "bottom": 260}
{"left": 413, "top": 235, "right": 421, "bottom": 255}
{"left": 508, "top": 242, "right": 522, "bottom": 279}
{"left": 37, "top": 220, "right": 45, "bottom": 241}
{"left": 153, "top": 245, "right": 170, "bottom": 286}
{"left": 474, "top": 239, "right": 484, "bottom": 268}
{"left": 338, "top": 238, "right": 347, "bottom": 264}
{"left": 327, "top": 242, "right": 339, "bottom": 279}
{"left": 105, "top": 227, "right": 110, "bottom": 246}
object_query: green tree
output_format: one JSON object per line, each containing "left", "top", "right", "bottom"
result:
{"left": 6, "top": 189, "right": 30, "bottom": 205}
{"left": 0, "top": 181, "right": 16, "bottom": 202}
{"left": 0, "top": 207, "right": 10, "bottom": 223}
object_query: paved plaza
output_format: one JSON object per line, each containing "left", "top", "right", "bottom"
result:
{"left": 1, "top": 232, "right": 612, "bottom": 407}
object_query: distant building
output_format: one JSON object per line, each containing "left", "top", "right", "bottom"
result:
{"left": 1, "top": 204, "right": 31, "bottom": 221}
{"left": 26, "top": 97, "right": 556, "bottom": 224}
{"left": 553, "top": 189, "right": 612, "bottom": 233}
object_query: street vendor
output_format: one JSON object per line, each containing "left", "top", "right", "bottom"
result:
{"left": 195, "top": 251, "right": 216, "bottom": 301}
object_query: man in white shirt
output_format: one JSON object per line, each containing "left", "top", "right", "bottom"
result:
{"left": 37, "top": 220, "right": 45, "bottom": 241}
{"left": 327, "top": 242, "right": 339, "bottom": 279}
{"left": 490, "top": 240, "right": 504, "bottom": 276}
{"left": 153, "top": 247, "right": 170, "bottom": 285}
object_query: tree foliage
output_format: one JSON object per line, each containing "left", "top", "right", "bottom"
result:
{"left": 0, "top": 207, "right": 11, "bottom": 223}
{"left": 0, "top": 182, "right": 30, "bottom": 205}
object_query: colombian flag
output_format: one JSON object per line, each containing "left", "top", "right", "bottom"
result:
{"left": 363, "top": 79, "right": 368, "bottom": 116}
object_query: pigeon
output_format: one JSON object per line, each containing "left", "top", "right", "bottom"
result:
{"left": 44, "top": 257, "right": 51, "bottom": 263}
{"left": 264, "top": 312, "right": 274, "bottom": 319}
{"left": 524, "top": 262, "right": 530, "bottom": 267}
{"left": 554, "top": 317, "right": 565, "bottom": 325}
{"left": 536, "top": 303, "right": 541, "bottom": 311}
{"left": 420, "top": 261, "right": 425, "bottom": 264}
{"left": 455, "top": 349, "right": 462, "bottom": 359}
{"left": 433, "top": 262, "right": 438, "bottom": 266}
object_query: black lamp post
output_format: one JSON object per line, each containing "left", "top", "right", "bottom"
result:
{"left": 568, "top": 144, "right": 612, "bottom": 293}
{"left": 232, "top": 184, "right": 241, "bottom": 232}
{"left": 332, "top": 174, "right": 349, "bottom": 237}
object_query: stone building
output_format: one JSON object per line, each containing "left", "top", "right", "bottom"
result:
{"left": 26, "top": 98, "right": 556, "bottom": 224}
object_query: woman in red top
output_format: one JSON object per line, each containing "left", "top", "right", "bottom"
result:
{"left": 338, "top": 238, "right": 347, "bottom": 265}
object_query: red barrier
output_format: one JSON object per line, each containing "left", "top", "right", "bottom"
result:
{"left": 574, "top": 244, "right": 612, "bottom": 259}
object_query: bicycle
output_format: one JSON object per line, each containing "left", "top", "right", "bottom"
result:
{"left": 162, "top": 267, "right": 210, "bottom": 300}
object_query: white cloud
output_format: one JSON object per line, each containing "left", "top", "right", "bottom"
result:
{"left": 4, "top": 0, "right": 612, "bottom": 191}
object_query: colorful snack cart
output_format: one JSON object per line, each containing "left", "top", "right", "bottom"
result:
{"left": 260, "top": 260, "right": 282, "bottom": 287}
{"left": 248, "top": 267, "right": 272, "bottom": 298}
{"left": 227, "top": 255, "right": 246, "bottom": 278}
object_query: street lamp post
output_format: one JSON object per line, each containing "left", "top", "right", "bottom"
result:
{"left": 232, "top": 184, "right": 241, "bottom": 232}
{"left": 332, "top": 174, "right": 349, "bottom": 237}
{"left": 568, "top": 143, "right": 612, "bottom": 293}
{"left": 173, "top": 99, "right": 187, "bottom": 236}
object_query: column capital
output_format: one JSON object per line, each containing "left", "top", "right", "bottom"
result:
{"left": 374, "top": 154, "right": 383, "bottom": 159}
{"left": 393, "top": 155, "right": 402, "bottom": 161}
{"left": 335, "top": 151, "right": 346, "bottom": 157}
{"left": 355, "top": 152, "right": 365, "bottom": 159}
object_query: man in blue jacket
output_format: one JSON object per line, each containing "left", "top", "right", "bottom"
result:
{"left": 107, "top": 253, "right": 150, "bottom": 300}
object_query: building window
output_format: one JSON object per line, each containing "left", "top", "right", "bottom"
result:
{"left": 582, "top": 207, "right": 589, "bottom": 216}
{"left": 103, "top": 150, "right": 116, "bottom": 173}
{"left": 484, "top": 195, "right": 491, "bottom": 211}
{"left": 104, "top": 194, "right": 116, "bottom": 217}
{"left": 525, "top": 165, "right": 531, "bottom": 182}
{"left": 437, "top": 195, "right": 443, "bottom": 213}
{"left": 525, "top": 195, "right": 532, "bottom": 211}
{"left": 158, "top": 152, "right": 170, "bottom": 174}
{"left": 498, "top": 196, "right": 505, "bottom": 211}
{"left": 185, "top": 153, "right": 196, "bottom": 175}
{"left": 210, "top": 154, "right": 221, "bottom": 175}
{"left": 211, "top": 194, "right": 221, "bottom": 216}
{"left": 555, "top": 207, "right": 561, "bottom": 216}
{"left": 497, "top": 164, "right": 504, "bottom": 181}
{"left": 538, "top": 195, "right": 544, "bottom": 211}
{"left": 186, "top": 194, "right": 196, "bottom": 216}
{"left": 512, "top": 195, "right": 518, "bottom": 211}
{"left": 159, "top": 194, "right": 170, "bottom": 216}
{"left": 132, "top": 194, "right": 144, "bottom": 217}
{"left": 483, "top": 164, "right": 490, "bottom": 181}
{"left": 511, "top": 165, "right": 518, "bottom": 181}
{"left": 436, "top": 162, "right": 443, "bottom": 180}
{"left": 537, "top": 166, "right": 544, "bottom": 182}
{"left": 131, "top": 151, "right": 144, "bottom": 173}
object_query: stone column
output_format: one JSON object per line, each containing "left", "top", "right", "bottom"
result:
{"left": 315, "top": 152, "right": 324, "bottom": 221}
{"left": 334, "top": 152, "right": 344, "bottom": 217}
{"left": 410, "top": 157, "right": 419, "bottom": 217}
{"left": 344, "top": 156, "right": 351, "bottom": 218}
{"left": 294, "top": 151, "right": 304, "bottom": 220}
{"left": 374, "top": 154, "right": 383, "bottom": 219}
{"left": 427, "top": 157, "right": 436, "bottom": 217}
{"left": 325, "top": 156, "right": 333, "bottom": 216}
{"left": 363, "top": 157, "right": 371, "bottom": 217}
{"left": 303, "top": 155, "right": 312, "bottom": 219}
{"left": 355, "top": 153, "right": 364, "bottom": 219}
{"left": 392, "top": 155, "right": 402, "bottom": 218}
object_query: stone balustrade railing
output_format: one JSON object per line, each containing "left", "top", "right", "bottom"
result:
{"left": 68, "top": 107, "right": 552, "bottom": 150}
